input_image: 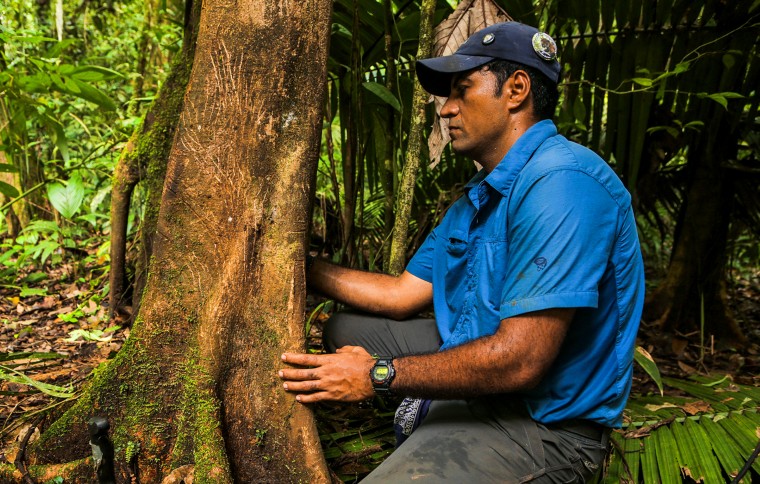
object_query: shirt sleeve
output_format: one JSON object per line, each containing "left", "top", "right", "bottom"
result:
{"left": 405, "top": 228, "right": 438, "bottom": 283}
{"left": 500, "top": 169, "right": 620, "bottom": 319}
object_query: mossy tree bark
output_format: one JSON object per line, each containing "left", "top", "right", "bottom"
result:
{"left": 109, "top": 0, "right": 200, "bottom": 320}
{"left": 337, "top": 0, "right": 361, "bottom": 265}
{"left": 387, "top": 0, "right": 436, "bottom": 276}
{"left": 380, "top": 0, "right": 397, "bottom": 272}
{"left": 21, "top": 1, "right": 334, "bottom": 482}
{"left": 0, "top": 151, "right": 22, "bottom": 237}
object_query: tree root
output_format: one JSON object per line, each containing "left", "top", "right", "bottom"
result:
{"left": 0, "top": 458, "right": 93, "bottom": 483}
{"left": 14, "top": 421, "right": 38, "bottom": 484}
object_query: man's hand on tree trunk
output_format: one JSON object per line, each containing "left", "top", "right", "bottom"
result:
{"left": 279, "top": 346, "right": 376, "bottom": 403}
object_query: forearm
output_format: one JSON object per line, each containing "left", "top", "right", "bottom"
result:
{"left": 391, "top": 308, "right": 574, "bottom": 398}
{"left": 308, "top": 258, "right": 430, "bottom": 320}
{"left": 392, "top": 334, "right": 529, "bottom": 398}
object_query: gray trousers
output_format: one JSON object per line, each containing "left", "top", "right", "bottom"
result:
{"left": 323, "top": 311, "right": 609, "bottom": 483}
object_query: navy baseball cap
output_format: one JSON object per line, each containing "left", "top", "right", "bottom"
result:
{"left": 416, "top": 22, "right": 561, "bottom": 97}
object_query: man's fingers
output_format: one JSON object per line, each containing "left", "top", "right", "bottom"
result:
{"left": 278, "top": 368, "right": 318, "bottom": 381}
{"left": 282, "top": 380, "right": 322, "bottom": 392}
{"left": 293, "top": 391, "right": 330, "bottom": 404}
{"left": 281, "top": 352, "right": 322, "bottom": 366}
{"left": 278, "top": 348, "right": 375, "bottom": 404}
{"left": 335, "top": 345, "right": 360, "bottom": 353}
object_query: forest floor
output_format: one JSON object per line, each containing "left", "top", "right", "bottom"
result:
{"left": 1, "top": 253, "right": 759, "bottom": 482}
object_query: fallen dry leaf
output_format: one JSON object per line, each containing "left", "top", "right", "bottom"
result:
{"left": 40, "top": 296, "right": 57, "bottom": 309}
{"left": 678, "top": 360, "right": 697, "bottom": 375}
{"left": 680, "top": 401, "right": 712, "bottom": 415}
{"left": 644, "top": 403, "right": 678, "bottom": 412}
{"left": 427, "top": 0, "right": 511, "bottom": 167}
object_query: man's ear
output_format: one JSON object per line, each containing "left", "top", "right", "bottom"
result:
{"left": 505, "top": 70, "right": 532, "bottom": 109}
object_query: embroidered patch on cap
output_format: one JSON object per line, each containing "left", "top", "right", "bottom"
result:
{"left": 532, "top": 32, "right": 557, "bottom": 60}
{"left": 482, "top": 33, "right": 495, "bottom": 45}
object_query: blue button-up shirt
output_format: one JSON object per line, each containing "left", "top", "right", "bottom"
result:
{"left": 406, "top": 120, "right": 645, "bottom": 427}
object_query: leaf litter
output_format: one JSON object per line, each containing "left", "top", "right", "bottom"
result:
{"left": 0, "top": 256, "right": 127, "bottom": 467}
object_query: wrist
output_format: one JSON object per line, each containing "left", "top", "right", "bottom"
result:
{"left": 369, "top": 356, "right": 396, "bottom": 395}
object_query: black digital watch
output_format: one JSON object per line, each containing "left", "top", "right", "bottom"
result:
{"left": 369, "top": 357, "right": 395, "bottom": 394}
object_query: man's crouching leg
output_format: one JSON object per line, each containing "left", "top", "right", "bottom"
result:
{"left": 362, "top": 397, "right": 609, "bottom": 483}
{"left": 322, "top": 310, "right": 440, "bottom": 356}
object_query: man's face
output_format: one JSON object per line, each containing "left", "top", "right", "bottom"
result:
{"left": 440, "top": 68, "right": 512, "bottom": 166}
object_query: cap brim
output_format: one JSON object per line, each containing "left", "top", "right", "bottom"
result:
{"left": 416, "top": 54, "right": 494, "bottom": 97}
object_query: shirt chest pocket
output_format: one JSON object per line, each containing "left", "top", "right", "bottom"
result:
{"left": 445, "top": 229, "right": 469, "bottom": 257}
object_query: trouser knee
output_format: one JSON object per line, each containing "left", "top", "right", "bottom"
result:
{"left": 322, "top": 311, "right": 358, "bottom": 353}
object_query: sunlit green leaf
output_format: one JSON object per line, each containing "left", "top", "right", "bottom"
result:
{"left": 2, "top": 34, "right": 57, "bottom": 44}
{"left": 44, "top": 119, "right": 70, "bottom": 163}
{"left": 718, "top": 92, "right": 744, "bottom": 99}
{"left": 21, "top": 220, "right": 61, "bottom": 234}
{"left": 17, "top": 72, "right": 51, "bottom": 93}
{"left": 89, "top": 185, "right": 112, "bottom": 213}
{"left": 67, "top": 78, "right": 117, "bottom": 110}
{"left": 672, "top": 62, "right": 691, "bottom": 74}
{"left": 46, "top": 74, "right": 117, "bottom": 110}
{"left": 62, "top": 75, "right": 81, "bottom": 94}
{"left": 0, "top": 180, "right": 20, "bottom": 198}
{"left": 0, "top": 352, "right": 66, "bottom": 363}
{"left": 697, "top": 92, "right": 743, "bottom": 110}
{"left": 47, "top": 176, "right": 85, "bottom": 219}
{"left": 705, "top": 93, "right": 727, "bottom": 109}
{"left": 634, "top": 346, "right": 663, "bottom": 396}
{"left": 631, "top": 77, "right": 653, "bottom": 87}
{"left": 19, "top": 286, "right": 47, "bottom": 297}
{"left": 70, "top": 65, "right": 124, "bottom": 81}
{"left": 0, "top": 366, "right": 75, "bottom": 398}
{"left": 363, "top": 82, "right": 401, "bottom": 112}
{"left": 43, "top": 38, "right": 78, "bottom": 58}
{"left": 66, "top": 327, "right": 119, "bottom": 342}
{"left": 682, "top": 418, "right": 730, "bottom": 483}
{"left": 49, "top": 72, "right": 66, "bottom": 91}
{"left": 640, "top": 435, "right": 659, "bottom": 483}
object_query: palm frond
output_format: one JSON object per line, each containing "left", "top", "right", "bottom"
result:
{"left": 606, "top": 375, "right": 760, "bottom": 483}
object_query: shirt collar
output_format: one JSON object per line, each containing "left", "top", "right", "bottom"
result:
{"left": 478, "top": 120, "right": 558, "bottom": 197}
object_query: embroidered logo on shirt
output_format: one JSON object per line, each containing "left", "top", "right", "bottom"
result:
{"left": 534, "top": 257, "right": 547, "bottom": 271}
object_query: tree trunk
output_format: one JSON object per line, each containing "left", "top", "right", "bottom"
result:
{"left": 0, "top": 152, "right": 22, "bottom": 237}
{"left": 644, "top": 19, "right": 754, "bottom": 346}
{"left": 127, "top": 0, "right": 155, "bottom": 117}
{"left": 338, "top": 0, "right": 362, "bottom": 265}
{"left": 21, "top": 1, "right": 333, "bottom": 482}
{"left": 381, "top": 0, "right": 397, "bottom": 271}
{"left": 387, "top": 0, "right": 436, "bottom": 276}
{"left": 16, "top": 128, "right": 50, "bottom": 224}
{"left": 109, "top": 0, "right": 201, "bottom": 321}
{"left": 645, "top": 115, "right": 745, "bottom": 345}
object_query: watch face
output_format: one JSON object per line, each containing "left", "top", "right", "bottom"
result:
{"left": 372, "top": 365, "right": 389, "bottom": 381}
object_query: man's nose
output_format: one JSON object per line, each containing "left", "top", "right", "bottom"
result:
{"left": 440, "top": 98, "right": 458, "bottom": 118}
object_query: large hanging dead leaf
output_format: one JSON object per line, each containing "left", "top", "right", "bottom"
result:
{"left": 427, "top": 0, "right": 512, "bottom": 168}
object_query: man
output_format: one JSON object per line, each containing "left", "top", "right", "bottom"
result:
{"left": 279, "top": 21, "right": 644, "bottom": 482}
